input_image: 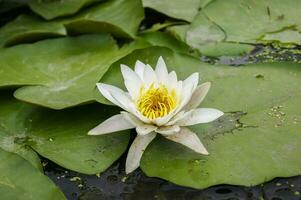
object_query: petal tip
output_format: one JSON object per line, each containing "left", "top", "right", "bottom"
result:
{"left": 125, "top": 166, "right": 135, "bottom": 174}
{"left": 87, "top": 130, "right": 97, "bottom": 135}
{"left": 135, "top": 60, "right": 145, "bottom": 67}
{"left": 196, "top": 148, "right": 209, "bottom": 155}
{"left": 120, "top": 64, "right": 132, "bottom": 74}
{"left": 96, "top": 83, "right": 105, "bottom": 91}
{"left": 204, "top": 81, "right": 211, "bottom": 87}
{"left": 218, "top": 110, "right": 224, "bottom": 117}
{"left": 158, "top": 56, "right": 164, "bottom": 62}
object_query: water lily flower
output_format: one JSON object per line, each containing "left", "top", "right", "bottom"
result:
{"left": 88, "top": 56, "right": 224, "bottom": 174}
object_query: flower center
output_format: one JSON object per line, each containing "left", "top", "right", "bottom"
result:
{"left": 137, "top": 84, "right": 177, "bottom": 120}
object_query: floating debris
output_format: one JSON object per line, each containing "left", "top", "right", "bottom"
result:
{"left": 69, "top": 176, "right": 81, "bottom": 182}
{"left": 121, "top": 176, "right": 128, "bottom": 183}
{"left": 268, "top": 105, "right": 286, "bottom": 127}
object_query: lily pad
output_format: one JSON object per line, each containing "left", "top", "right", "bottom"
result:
{"left": 98, "top": 46, "right": 301, "bottom": 188}
{"left": 0, "top": 91, "right": 130, "bottom": 174}
{"left": 140, "top": 31, "right": 192, "bottom": 55}
{"left": 166, "top": 24, "right": 190, "bottom": 42}
{"left": 65, "top": 0, "right": 144, "bottom": 38}
{"left": 187, "top": 0, "right": 301, "bottom": 47}
{"left": 0, "top": 148, "right": 66, "bottom": 200}
{"left": 0, "top": 14, "right": 66, "bottom": 47}
{"left": 142, "top": 0, "right": 200, "bottom": 22}
{"left": 0, "top": 0, "right": 144, "bottom": 47}
{"left": 198, "top": 42, "right": 255, "bottom": 57}
{"left": 0, "top": 34, "right": 148, "bottom": 109}
{"left": 28, "top": 0, "right": 96, "bottom": 20}
{"left": 261, "top": 29, "right": 301, "bottom": 45}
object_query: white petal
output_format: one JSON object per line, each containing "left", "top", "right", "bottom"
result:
{"left": 152, "top": 73, "right": 199, "bottom": 126}
{"left": 153, "top": 109, "right": 178, "bottom": 126}
{"left": 136, "top": 125, "right": 157, "bottom": 135}
{"left": 182, "top": 73, "right": 199, "bottom": 102}
{"left": 183, "top": 82, "right": 211, "bottom": 110}
{"left": 121, "top": 64, "right": 142, "bottom": 99}
{"left": 88, "top": 114, "right": 134, "bottom": 135}
{"left": 121, "top": 111, "right": 143, "bottom": 126}
{"left": 121, "top": 112, "right": 157, "bottom": 135}
{"left": 183, "top": 72, "right": 199, "bottom": 91}
{"left": 125, "top": 132, "right": 157, "bottom": 174}
{"left": 166, "top": 110, "right": 185, "bottom": 126}
{"left": 179, "top": 73, "right": 199, "bottom": 107}
{"left": 176, "top": 108, "right": 224, "bottom": 126}
{"left": 121, "top": 110, "right": 153, "bottom": 130}
{"left": 167, "top": 71, "right": 178, "bottom": 87}
{"left": 155, "top": 56, "right": 168, "bottom": 83}
{"left": 97, "top": 83, "right": 149, "bottom": 124}
{"left": 134, "top": 60, "right": 146, "bottom": 80}
{"left": 122, "top": 106, "right": 152, "bottom": 124}
{"left": 143, "top": 64, "right": 157, "bottom": 88}
{"left": 96, "top": 83, "right": 128, "bottom": 110}
{"left": 165, "top": 127, "right": 208, "bottom": 154}
{"left": 106, "top": 86, "right": 135, "bottom": 112}
{"left": 155, "top": 125, "right": 180, "bottom": 135}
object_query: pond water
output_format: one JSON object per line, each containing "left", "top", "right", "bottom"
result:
{"left": 44, "top": 156, "right": 301, "bottom": 200}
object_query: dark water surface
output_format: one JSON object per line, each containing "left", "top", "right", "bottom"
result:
{"left": 44, "top": 157, "right": 301, "bottom": 200}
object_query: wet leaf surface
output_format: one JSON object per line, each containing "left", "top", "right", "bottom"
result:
{"left": 142, "top": 0, "right": 200, "bottom": 22}
{"left": 0, "top": 149, "right": 66, "bottom": 200}
{"left": 185, "top": 0, "right": 301, "bottom": 55}
{"left": 28, "top": 0, "right": 96, "bottom": 20}
{"left": 0, "top": 0, "right": 144, "bottom": 47}
{"left": 0, "top": 34, "right": 148, "bottom": 109}
{"left": 0, "top": 91, "right": 130, "bottom": 174}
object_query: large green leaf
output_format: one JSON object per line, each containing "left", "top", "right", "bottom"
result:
{"left": 28, "top": 0, "right": 96, "bottom": 20}
{"left": 0, "top": 0, "right": 144, "bottom": 47}
{"left": 98, "top": 46, "right": 301, "bottom": 188}
{"left": 197, "top": 42, "right": 255, "bottom": 57}
{"left": 0, "top": 14, "right": 66, "bottom": 47}
{"left": 0, "top": 94, "right": 42, "bottom": 171}
{"left": 0, "top": 148, "right": 66, "bottom": 200}
{"left": 65, "top": 0, "right": 144, "bottom": 38}
{"left": 142, "top": 0, "right": 200, "bottom": 22}
{"left": 185, "top": 11, "right": 255, "bottom": 56}
{"left": 0, "top": 34, "right": 148, "bottom": 109}
{"left": 139, "top": 31, "right": 192, "bottom": 55}
{"left": 0, "top": 91, "right": 130, "bottom": 174}
{"left": 166, "top": 24, "right": 190, "bottom": 42}
{"left": 187, "top": 0, "right": 301, "bottom": 48}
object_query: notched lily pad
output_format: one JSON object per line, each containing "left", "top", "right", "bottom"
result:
{"left": 0, "top": 91, "right": 130, "bottom": 174}
{"left": 185, "top": 0, "right": 301, "bottom": 56}
{"left": 189, "top": 111, "right": 247, "bottom": 140}
{"left": 0, "top": 0, "right": 144, "bottom": 47}
{"left": 28, "top": 0, "right": 97, "bottom": 20}
{"left": 0, "top": 148, "right": 66, "bottom": 200}
{"left": 142, "top": 0, "right": 200, "bottom": 22}
{"left": 0, "top": 14, "right": 66, "bottom": 47}
{"left": 139, "top": 31, "right": 193, "bottom": 55}
{"left": 65, "top": 0, "right": 144, "bottom": 38}
{"left": 0, "top": 34, "right": 148, "bottom": 109}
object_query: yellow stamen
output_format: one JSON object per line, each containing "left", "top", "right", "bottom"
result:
{"left": 137, "top": 83, "right": 177, "bottom": 120}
